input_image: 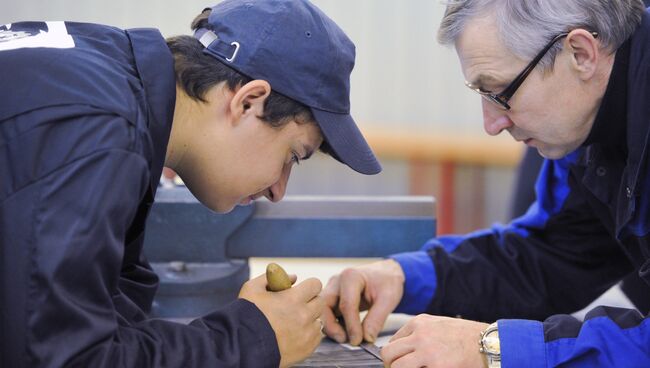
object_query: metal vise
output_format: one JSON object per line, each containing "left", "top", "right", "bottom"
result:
{"left": 143, "top": 188, "right": 436, "bottom": 318}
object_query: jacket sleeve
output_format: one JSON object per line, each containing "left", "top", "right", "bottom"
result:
{"left": 0, "top": 108, "right": 280, "bottom": 368}
{"left": 390, "top": 150, "right": 633, "bottom": 321}
{"left": 499, "top": 306, "right": 650, "bottom": 367}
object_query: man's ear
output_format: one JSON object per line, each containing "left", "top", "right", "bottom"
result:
{"left": 229, "top": 80, "right": 272, "bottom": 125}
{"left": 565, "top": 29, "right": 600, "bottom": 81}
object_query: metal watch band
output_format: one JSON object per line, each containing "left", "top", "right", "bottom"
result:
{"left": 479, "top": 322, "right": 501, "bottom": 368}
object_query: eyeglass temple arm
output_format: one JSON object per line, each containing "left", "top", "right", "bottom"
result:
{"left": 497, "top": 32, "right": 570, "bottom": 100}
{"left": 497, "top": 31, "right": 598, "bottom": 101}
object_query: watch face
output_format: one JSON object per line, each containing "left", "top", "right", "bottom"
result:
{"left": 483, "top": 330, "right": 501, "bottom": 354}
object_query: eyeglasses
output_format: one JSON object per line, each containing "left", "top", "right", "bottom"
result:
{"left": 465, "top": 31, "right": 598, "bottom": 110}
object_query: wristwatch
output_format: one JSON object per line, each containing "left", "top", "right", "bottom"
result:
{"left": 479, "top": 322, "right": 501, "bottom": 368}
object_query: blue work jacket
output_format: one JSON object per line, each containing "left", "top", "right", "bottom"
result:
{"left": 0, "top": 21, "right": 279, "bottom": 367}
{"left": 392, "top": 11, "right": 650, "bottom": 368}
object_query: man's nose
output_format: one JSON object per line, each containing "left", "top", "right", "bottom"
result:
{"left": 482, "top": 99, "right": 514, "bottom": 136}
{"left": 265, "top": 163, "right": 293, "bottom": 203}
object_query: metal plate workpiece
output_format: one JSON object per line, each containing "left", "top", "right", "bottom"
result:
{"left": 294, "top": 338, "right": 382, "bottom": 368}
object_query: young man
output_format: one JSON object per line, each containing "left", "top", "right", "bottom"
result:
{"left": 0, "top": 1, "right": 380, "bottom": 367}
{"left": 322, "top": 0, "right": 650, "bottom": 367}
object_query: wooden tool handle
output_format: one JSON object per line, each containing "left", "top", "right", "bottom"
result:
{"left": 266, "top": 262, "right": 292, "bottom": 291}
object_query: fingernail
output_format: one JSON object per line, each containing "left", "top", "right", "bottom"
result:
{"left": 364, "top": 331, "right": 376, "bottom": 343}
{"left": 366, "top": 326, "right": 377, "bottom": 341}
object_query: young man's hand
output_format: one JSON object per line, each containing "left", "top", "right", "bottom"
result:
{"left": 320, "top": 259, "right": 405, "bottom": 345}
{"left": 381, "top": 315, "right": 489, "bottom": 368}
{"left": 239, "top": 273, "right": 324, "bottom": 367}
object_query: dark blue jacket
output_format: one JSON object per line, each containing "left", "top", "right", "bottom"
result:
{"left": 392, "top": 12, "right": 650, "bottom": 368}
{"left": 0, "top": 21, "right": 279, "bottom": 367}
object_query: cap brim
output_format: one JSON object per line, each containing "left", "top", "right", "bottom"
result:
{"left": 311, "top": 109, "right": 382, "bottom": 175}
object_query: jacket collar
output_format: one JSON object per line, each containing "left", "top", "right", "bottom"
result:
{"left": 125, "top": 28, "right": 176, "bottom": 195}
{"left": 617, "top": 10, "right": 650, "bottom": 234}
{"left": 626, "top": 12, "right": 650, "bottom": 192}
{"left": 582, "top": 39, "right": 629, "bottom": 152}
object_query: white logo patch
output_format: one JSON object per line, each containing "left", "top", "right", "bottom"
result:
{"left": 0, "top": 21, "right": 75, "bottom": 51}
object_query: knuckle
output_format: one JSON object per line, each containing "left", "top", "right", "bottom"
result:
{"left": 338, "top": 299, "right": 354, "bottom": 313}
{"left": 340, "top": 268, "right": 360, "bottom": 280}
{"left": 310, "top": 277, "right": 323, "bottom": 291}
{"left": 326, "top": 274, "right": 340, "bottom": 285}
{"left": 412, "top": 329, "right": 426, "bottom": 341}
{"left": 321, "top": 288, "right": 339, "bottom": 304}
{"left": 321, "top": 293, "right": 337, "bottom": 307}
{"left": 302, "top": 277, "right": 322, "bottom": 294}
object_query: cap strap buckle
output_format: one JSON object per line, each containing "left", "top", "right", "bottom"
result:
{"left": 225, "top": 41, "right": 239, "bottom": 62}
{"left": 195, "top": 29, "right": 240, "bottom": 63}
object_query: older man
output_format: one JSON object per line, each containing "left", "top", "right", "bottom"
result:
{"left": 322, "top": 0, "right": 650, "bottom": 367}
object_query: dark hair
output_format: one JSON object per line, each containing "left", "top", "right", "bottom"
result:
{"left": 165, "top": 9, "right": 315, "bottom": 128}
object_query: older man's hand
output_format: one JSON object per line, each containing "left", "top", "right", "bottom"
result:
{"left": 381, "top": 314, "right": 489, "bottom": 368}
{"left": 320, "top": 259, "right": 405, "bottom": 345}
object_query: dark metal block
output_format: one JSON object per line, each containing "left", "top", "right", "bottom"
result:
{"left": 143, "top": 188, "right": 436, "bottom": 318}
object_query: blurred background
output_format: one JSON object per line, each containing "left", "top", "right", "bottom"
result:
{"left": 3, "top": 0, "right": 523, "bottom": 236}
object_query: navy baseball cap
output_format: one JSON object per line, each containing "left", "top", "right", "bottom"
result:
{"left": 194, "top": 0, "right": 381, "bottom": 175}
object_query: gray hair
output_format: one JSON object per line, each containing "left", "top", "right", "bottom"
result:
{"left": 438, "top": 0, "right": 645, "bottom": 70}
